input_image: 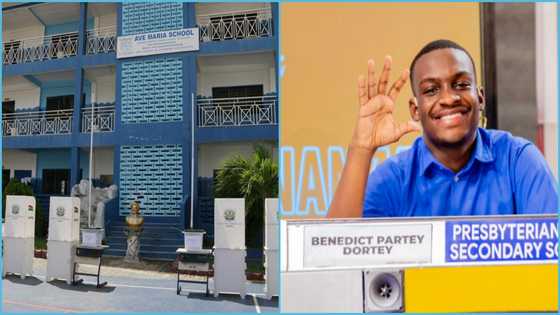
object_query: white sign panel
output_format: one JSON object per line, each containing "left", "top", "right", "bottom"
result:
{"left": 303, "top": 223, "right": 433, "bottom": 268}
{"left": 117, "top": 28, "right": 199, "bottom": 59}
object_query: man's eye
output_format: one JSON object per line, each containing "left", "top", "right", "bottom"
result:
{"left": 455, "top": 82, "right": 471, "bottom": 89}
{"left": 423, "top": 87, "right": 437, "bottom": 96}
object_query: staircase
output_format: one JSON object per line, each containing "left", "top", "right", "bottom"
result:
{"left": 105, "top": 221, "right": 184, "bottom": 261}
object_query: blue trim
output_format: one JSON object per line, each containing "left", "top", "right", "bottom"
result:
{"left": 23, "top": 75, "right": 42, "bottom": 88}
{"left": 4, "top": 54, "right": 116, "bottom": 76}
{"left": 28, "top": 6, "right": 46, "bottom": 26}
{"left": 272, "top": 3, "right": 279, "bottom": 41}
{"left": 70, "top": 147, "right": 79, "bottom": 188}
{"left": 45, "top": 21, "right": 77, "bottom": 36}
{"left": 36, "top": 148, "right": 71, "bottom": 180}
{"left": 116, "top": 3, "right": 122, "bottom": 37}
{"left": 183, "top": 3, "right": 196, "bottom": 28}
{"left": 199, "top": 37, "right": 275, "bottom": 55}
{"left": 72, "top": 68, "right": 84, "bottom": 134}
{"left": 197, "top": 125, "right": 278, "bottom": 143}
{"left": 3, "top": 135, "right": 73, "bottom": 149}
{"left": 4, "top": 58, "right": 77, "bottom": 76}
{"left": 114, "top": 3, "right": 123, "bottom": 133}
{"left": 82, "top": 52, "right": 117, "bottom": 67}
{"left": 110, "top": 146, "right": 120, "bottom": 222}
{"left": 115, "top": 63, "right": 122, "bottom": 131}
{"left": 118, "top": 122, "right": 186, "bottom": 145}
{"left": 77, "top": 3, "right": 87, "bottom": 57}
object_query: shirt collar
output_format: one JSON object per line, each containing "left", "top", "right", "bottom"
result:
{"left": 419, "top": 128, "right": 495, "bottom": 176}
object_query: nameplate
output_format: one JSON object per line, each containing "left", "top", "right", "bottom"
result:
{"left": 303, "top": 223, "right": 432, "bottom": 268}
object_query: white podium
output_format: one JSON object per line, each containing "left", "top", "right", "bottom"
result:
{"left": 264, "top": 198, "right": 279, "bottom": 299}
{"left": 46, "top": 197, "right": 81, "bottom": 284}
{"left": 213, "top": 198, "right": 246, "bottom": 298}
{"left": 3, "top": 195, "right": 36, "bottom": 278}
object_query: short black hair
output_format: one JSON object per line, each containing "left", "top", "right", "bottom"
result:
{"left": 409, "top": 39, "right": 477, "bottom": 90}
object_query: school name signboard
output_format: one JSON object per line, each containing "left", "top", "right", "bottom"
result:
{"left": 445, "top": 218, "right": 558, "bottom": 263}
{"left": 303, "top": 223, "right": 433, "bottom": 268}
{"left": 285, "top": 215, "right": 557, "bottom": 272}
{"left": 117, "top": 28, "right": 199, "bottom": 59}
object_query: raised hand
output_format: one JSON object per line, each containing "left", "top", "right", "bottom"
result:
{"left": 351, "top": 56, "right": 421, "bottom": 151}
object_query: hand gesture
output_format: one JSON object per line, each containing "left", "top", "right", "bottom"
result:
{"left": 351, "top": 56, "right": 421, "bottom": 151}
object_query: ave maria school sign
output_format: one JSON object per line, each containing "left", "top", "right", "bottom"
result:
{"left": 117, "top": 28, "right": 199, "bottom": 59}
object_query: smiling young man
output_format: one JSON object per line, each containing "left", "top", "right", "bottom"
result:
{"left": 328, "top": 39, "right": 558, "bottom": 218}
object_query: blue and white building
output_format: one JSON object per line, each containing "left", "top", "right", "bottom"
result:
{"left": 2, "top": 2, "right": 278, "bottom": 259}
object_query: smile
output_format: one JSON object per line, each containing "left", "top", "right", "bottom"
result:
{"left": 432, "top": 108, "right": 471, "bottom": 126}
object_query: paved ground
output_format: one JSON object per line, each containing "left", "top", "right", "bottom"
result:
{"left": 3, "top": 258, "right": 278, "bottom": 313}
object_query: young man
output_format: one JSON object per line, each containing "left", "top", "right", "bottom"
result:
{"left": 328, "top": 39, "right": 558, "bottom": 218}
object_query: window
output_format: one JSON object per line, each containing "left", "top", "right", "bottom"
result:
{"left": 2, "top": 169, "right": 10, "bottom": 192}
{"left": 212, "top": 85, "right": 263, "bottom": 99}
{"left": 14, "top": 170, "right": 32, "bottom": 181}
{"left": 46, "top": 95, "right": 76, "bottom": 111}
{"left": 2, "top": 101, "right": 15, "bottom": 114}
{"left": 3, "top": 41, "right": 21, "bottom": 52}
{"left": 99, "top": 175, "right": 113, "bottom": 187}
{"left": 42, "top": 169, "right": 70, "bottom": 195}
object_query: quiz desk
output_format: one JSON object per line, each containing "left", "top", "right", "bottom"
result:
{"left": 281, "top": 214, "right": 558, "bottom": 313}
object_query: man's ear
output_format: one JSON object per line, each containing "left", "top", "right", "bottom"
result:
{"left": 477, "top": 86, "right": 485, "bottom": 111}
{"left": 409, "top": 97, "right": 420, "bottom": 121}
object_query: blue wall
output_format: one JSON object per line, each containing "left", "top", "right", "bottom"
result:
{"left": 39, "top": 80, "right": 92, "bottom": 109}
{"left": 36, "top": 149, "right": 70, "bottom": 179}
{"left": 79, "top": 149, "right": 89, "bottom": 179}
{"left": 44, "top": 18, "right": 94, "bottom": 36}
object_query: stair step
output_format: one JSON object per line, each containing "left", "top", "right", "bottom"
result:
{"left": 104, "top": 249, "right": 176, "bottom": 261}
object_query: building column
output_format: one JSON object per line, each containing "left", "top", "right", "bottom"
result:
{"left": 114, "top": 3, "right": 123, "bottom": 132}
{"left": 77, "top": 3, "right": 87, "bottom": 56}
{"left": 69, "top": 147, "right": 80, "bottom": 190}
{"left": 184, "top": 2, "right": 196, "bottom": 27}
{"left": 72, "top": 68, "right": 84, "bottom": 135}
{"left": 111, "top": 146, "right": 121, "bottom": 221}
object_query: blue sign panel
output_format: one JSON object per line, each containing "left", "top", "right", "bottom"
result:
{"left": 445, "top": 218, "right": 558, "bottom": 263}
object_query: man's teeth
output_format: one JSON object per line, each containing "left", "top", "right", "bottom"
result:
{"left": 440, "top": 112, "right": 462, "bottom": 121}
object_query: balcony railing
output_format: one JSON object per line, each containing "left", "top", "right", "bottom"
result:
{"left": 81, "top": 104, "right": 116, "bottom": 133}
{"left": 3, "top": 26, "right": 116, "bottom": 65}
{"left": 2, "top": 109, "right": 73, "bottom": 136}
{"left": 3, "top": 32, "right": 78, "bottom": 65}
{"left": 197, "top": 95, "right": 277, "bottom": 127}
{"left": 198, "top": 9, "right": 273, "bottom": 42}
{"left": 86, "top": 26, "right": 117, "bottom": 55}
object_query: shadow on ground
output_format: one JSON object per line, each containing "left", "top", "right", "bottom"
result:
{"left": 47, "top": 279, "right": 116, "bottom": 293}
{"left": 4, "top": 275, "right": 43, "bottom": 286}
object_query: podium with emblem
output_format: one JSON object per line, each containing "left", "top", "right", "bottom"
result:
{"left": 213, "top": 198, "right": 247, "bottom": 298}
{"left": 46, "top": 197, "right": 81, "bottom": 284}
{"left": 3, "top": 196, "right": 36, "bottom": 279}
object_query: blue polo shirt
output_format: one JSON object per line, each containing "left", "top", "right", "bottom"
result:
{"left": 363, "top": 128, "right": 558, "bottom": 217}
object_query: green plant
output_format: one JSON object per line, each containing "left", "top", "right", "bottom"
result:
{"left": 3, "top": 179, "right": 47, "bottom": 238}
{"left": 214, "top": 145, "right": 278, "bottom": 249}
